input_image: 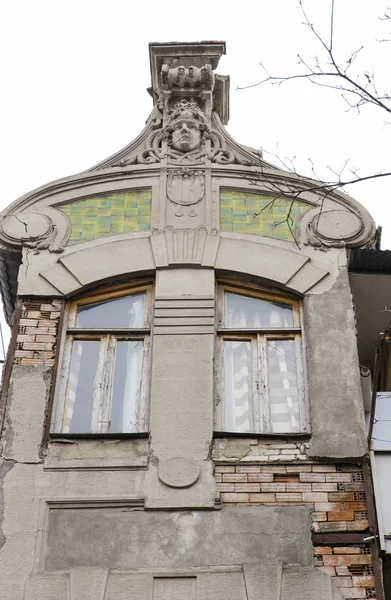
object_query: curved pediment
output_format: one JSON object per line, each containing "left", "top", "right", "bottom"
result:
{"left": 0, "top": 41, "right": 376, "bottom": 323}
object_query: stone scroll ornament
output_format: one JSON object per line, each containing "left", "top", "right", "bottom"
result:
{"left": 114, "top": 100, "right": 235, "bottom": 166}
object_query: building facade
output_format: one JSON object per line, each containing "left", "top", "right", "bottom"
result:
{"left": 0, "top": 42, "right": 382, "bottom": 600}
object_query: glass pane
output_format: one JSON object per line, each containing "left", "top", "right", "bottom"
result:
{"left": 267, "top": 339, "right": 300, "bottom": 433}
{"left": 109, "top": 341, "right": 144, "bottom": 433}
{"left": 76, "top": 293, "right": 146, "bottom": 329}
{"left": 224, "top": 340, "right": 253, "bottom": 432}
{"left": 225, "top": 292, "right": 293, "bottom": 328}
{"left": 63, "top": 340, "right": 100, "bottom": 433}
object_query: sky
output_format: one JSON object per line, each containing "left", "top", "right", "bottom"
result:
{"left": 1, "top": 0, "right": 391, "bottom": 348}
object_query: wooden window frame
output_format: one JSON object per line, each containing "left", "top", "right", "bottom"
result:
{"left": 215, "top": 282, "right": 309, "bottom": 435}
{"left": 50, "top": 282, "right": 153, "bottom": 435}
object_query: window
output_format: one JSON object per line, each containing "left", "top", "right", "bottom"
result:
{"left": 51, "top": 284, "right": 151, "bottom": 434}
{"left": 216, "top": 284, "right": 308, "bottom": 435}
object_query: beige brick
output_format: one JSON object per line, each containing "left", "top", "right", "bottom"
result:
{"left": 36, "top": 335, "right": 56, "bottom": 343}
{"left": 36, "top": 319, "right": 55, "bottom": 328}
{"left": 248, "top": 473, "right": 273, "bottom": 482}
{"left": 315, "top": 503, "right": 342, "bottom": 512}
{"left": 312, "top": 512, "right": 327, "bottom": 522}
{"left": 236, "top": 465, "right": 260, "bottom": 473}
{"left": 16, "top": 334, "right": 35, "bottom": 343}
{"left": 20, "top": 358, "right": 45, "bottom": 365}
{"left": 286, "top": 483, "right": 311, "bottom": 492}
{"left": 26, "top": 310, "right": 41, "bottom": 319}
{"left": 22, "top": 342, "right": 46, "bottom": 350}
{"left": 275, "top": 493, "right": 302, "bottom": 502}
{"left": 336, "top": 567, "right": 351, "bottom": 576}
{"left": 215, "top": 474, "right": 222, "bottom": 482}
{"left": 221, "top": 493, "right": 249, "bottom": 502}
{"left": 302, "top": 492, "right": 328, "bottom": 502}
{"left": 300, "top": 473, "right": 326, "bottom": 483}
{"left": 19, "top": 318, "right": 38, "bottom": 327}
{"left": 280, "top": 448, "right": 299, "bottom": 454}
{"left": 351, "top": 576, "right": 375, "bottom": 587}
{"left": 325, "top": 473, "right": 352, "bottom": 483}
{"left": 222, "top": 473, "right": 247, "bottom": 482}
{"left": 316, "top": 566, "right": 335, "bottom": 576}
{"left": 217, "top": 483, "right": 235, "bottom": 492}
{"left": 14, "top": 350, "right": 34, "bottom": 358}
{"left": 339, "top": 588, "right": 366, "bottom": 599}
{"left": 214, "top": 466, "right": 235, "bottom": 473}
{"left": 45, "top": 343, "right": 55, "bottom": 351}
{"left": 318, "top": 522, "right": 347, "bottom": 532}
{"left": 286, "top": 465, "right": 312, "bottom": 473}
{"left": 50, "top": 311, "right": 61, "bottom": 319}
{"left": 333, "top": 577, "right": 353, "bottom": 588}
{"left": 234, "top": 483, "right": 260, "bottom": 492}
{"left": 312, "top": 465, "right": 337, "bottom": 472}
{"left": 260, "top": 465, "right": 287, "bottom": 473}
{"left": 249, "top": 493, "right": 276, "bottom": 503}
{"left": 26, "top": 326, "right": 49, "bottom": 335}
{"left": 312, "top": 483, "right": 338, "bottom": 492}
{"left": 260, "top": 483, "right": 287, "bottom": 492}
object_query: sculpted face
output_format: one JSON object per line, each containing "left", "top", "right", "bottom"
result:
{"left": 171, "top": 118, "right": 202, "bottom": 152}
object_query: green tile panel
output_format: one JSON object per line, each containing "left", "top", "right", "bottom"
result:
{"left": 58, "top": 190, "right": 152, "bottom": 246}
{"left": 220, "top": 190, "right": 311, "bottom": 241}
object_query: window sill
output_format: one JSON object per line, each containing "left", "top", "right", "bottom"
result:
{"left": 213, "top": 431, "right": 311, "bottom": 440}
{"left": 44, "top": 433, "right": 149, "bottom": 471}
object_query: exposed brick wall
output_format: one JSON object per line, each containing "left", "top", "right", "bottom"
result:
{"left": 14, "top": 299, "right": 62, "bottom": 366}
{"left": 215, "top": 462, "right": 374, "bottom": 600}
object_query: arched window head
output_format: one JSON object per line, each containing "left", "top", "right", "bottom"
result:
{"left": 51, "top": 283, "right": 152, "bottom": 435}
{"left": 216, "top": 283, "right": 308, "bottom": 435}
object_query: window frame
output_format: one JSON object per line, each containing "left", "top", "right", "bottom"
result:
{"left": 50, "top": 281, "right": 153, "bottom": 435}
{"left": 215, "top": 282, "right": 309, "bottom": 435}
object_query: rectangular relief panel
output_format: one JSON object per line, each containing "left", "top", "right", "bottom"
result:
{"left": 154, "top": 578, "right": 196, "bottom": 600}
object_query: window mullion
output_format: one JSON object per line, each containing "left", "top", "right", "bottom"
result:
{"left": 295, "top": 334, "right": 307, "bottom": 432}
{"left": 97, "top": 336, "right": 117, "bottom": 433}
{"left": 90, "top": 336, "right": 109, "bottom": 433}
{"left": 258, "top": 333, "right": 270, "bottom": 434}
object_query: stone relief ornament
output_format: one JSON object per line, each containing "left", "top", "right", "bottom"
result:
{"left": 167, "top": 169, "right": 205, "bottom": 217}
{"left": 114, "top": 100, "right": 236, "bottom": 166}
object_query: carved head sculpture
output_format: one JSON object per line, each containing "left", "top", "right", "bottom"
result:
{"left": 166, "top": 100, "right": 209, "bottom": 153}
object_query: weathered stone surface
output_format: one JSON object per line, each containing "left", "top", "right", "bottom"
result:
{"left": 44, "top": 506, "right": 313, "bottom": 571}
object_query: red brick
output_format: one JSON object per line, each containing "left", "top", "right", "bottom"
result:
{"left": 222, "top": 474, "right": 247, "bottom": 482}
{"left": 344, "top": 502, "right": 367, "bottom": 511}
{"left": 249, "top": 493, "right": 276, "bottom": 503}
{"left": 346, "top": 520, "right": 369, "bottom": 531}
{"left": 329, "top": 493, "right": 355, "bottom": 502}
{"left": 328, "top": 511, "right": 355, "bottom": 521}
{"left": 323, "top": 555, "right": 371, "bottom": 566}
{"left": 313, "top": 546, "right": 333, "bottom": 555}
{"left": 334, "top": 547, "right": 362, "bottom": 555}
{"left": 236, "top": 465, "right": 260, "bottom": 473}
{"left": 20, "top": 359, "right": 45, "bottom": 365}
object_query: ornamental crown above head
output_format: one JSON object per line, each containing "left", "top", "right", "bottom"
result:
{"left": 166, "top": 100, "right": 209, "bottom": 133}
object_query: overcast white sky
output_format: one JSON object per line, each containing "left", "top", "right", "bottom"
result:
{"left": 1, "top": 0, "right": 391, "bottom": 350}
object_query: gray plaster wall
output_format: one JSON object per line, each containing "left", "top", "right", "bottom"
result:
{"left": 304, "top": 267, "right": 367, "bottom": 459}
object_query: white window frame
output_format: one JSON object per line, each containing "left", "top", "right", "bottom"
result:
{"left": 215, "top": 282, "right": 309, "bottom": 435}
{"left": 51, "top": 282, "right": 153, "bottom": 435}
